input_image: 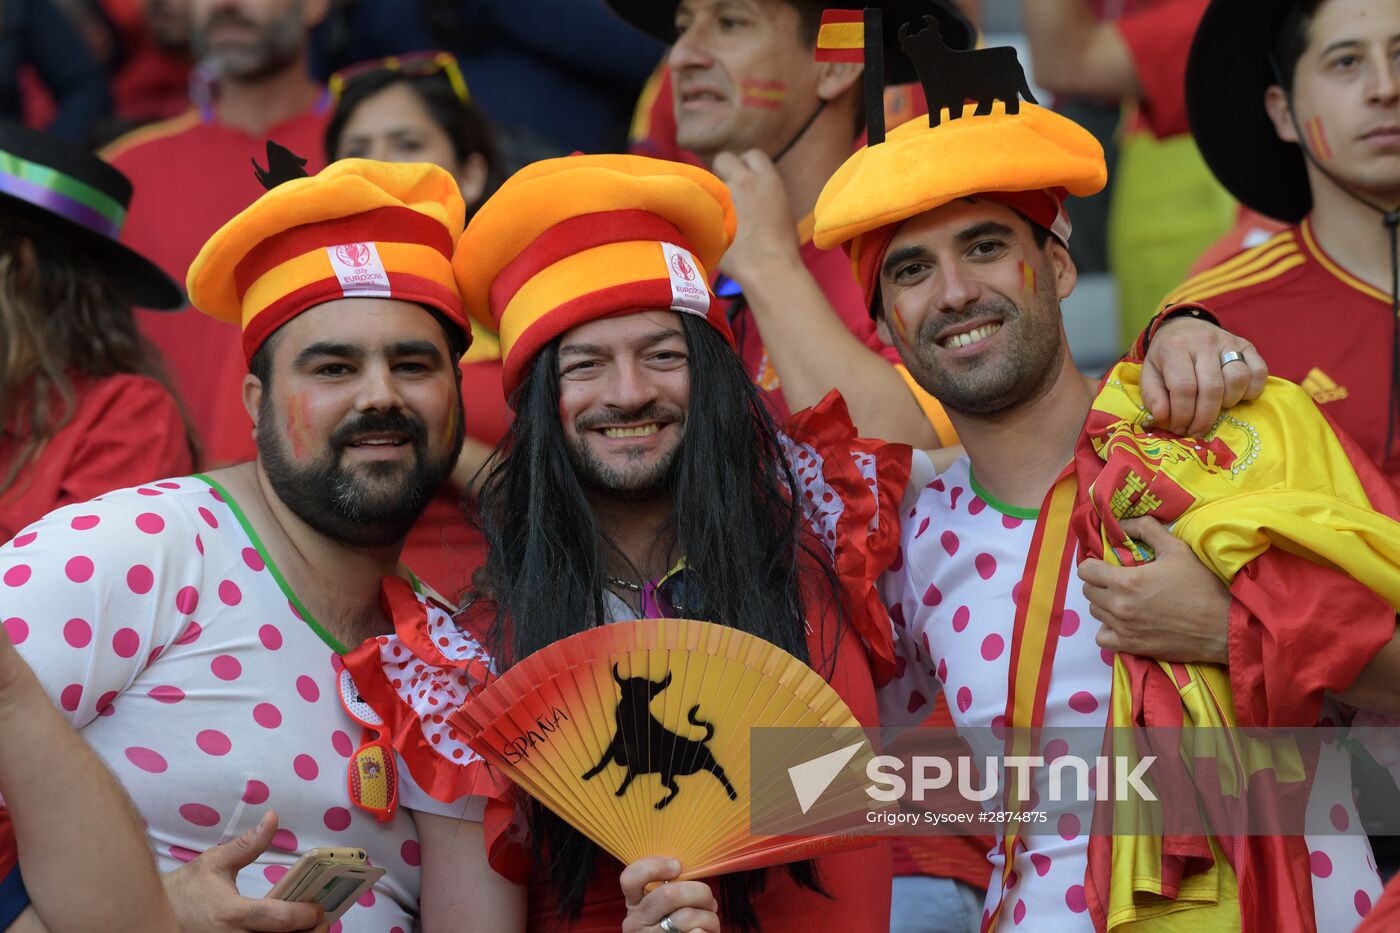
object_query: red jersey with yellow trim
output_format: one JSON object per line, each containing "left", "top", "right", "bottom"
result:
{"left": 1164, "top": 218, "right": 1400, "bottom": 482}
{"left": 102, "top": 103, "right": 331, "bottom": 469}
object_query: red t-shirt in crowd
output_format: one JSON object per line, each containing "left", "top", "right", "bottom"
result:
{"left": 103, "top": 101, "right": 331, "bottom": 468}
{"left": 727, "top": 225, "right": 903, "bottom": 421}
{"left": 1165, "top": 218, "right": 1400, "bottom": 482}
{"left": 1114, "top": 0, "right": 1210, "bottom": 139}
{"left": 0, "top": 373, "right": 192, "bottom": 541}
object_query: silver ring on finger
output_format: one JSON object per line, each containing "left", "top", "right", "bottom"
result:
{"left": 1219, "top": 350, "right": 1247, "bottom": 368}
{"left": 659, "top": 916, "right": 683, "bottom": 933}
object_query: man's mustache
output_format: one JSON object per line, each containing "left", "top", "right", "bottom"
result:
{"left": 200, "top": 9, "right": 258, "bottom": 34}
{"left": 574, "top": 403, "right": 684, "bottom": 432}
{"left": 329, "top": 411, "right": 428, "bottom": 451}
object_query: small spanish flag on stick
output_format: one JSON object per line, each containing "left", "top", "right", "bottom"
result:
{"left": 816, "top": 8, "right": 886, "bottom": 145}
{"left": 814, "top": 9, "right": 865, "bottom": 63}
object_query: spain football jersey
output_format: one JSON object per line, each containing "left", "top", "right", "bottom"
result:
{"left": 1165, "top": 218, "right": 1400, "bottom": 483}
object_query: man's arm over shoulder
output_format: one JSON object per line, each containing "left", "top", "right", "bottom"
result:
{"left": 713, "top": 152, "right": 943, "bottom": 447}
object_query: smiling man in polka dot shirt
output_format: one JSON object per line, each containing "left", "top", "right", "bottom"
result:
{"left": 808, "top": 28, "right": 1400, "bottom": 933}
{"left": 0, "top": 155, "right": 500, "bottom": 932}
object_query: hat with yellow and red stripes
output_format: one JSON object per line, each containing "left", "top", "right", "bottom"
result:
{"left": 455, "top": 154, "right": 736, "bottom": 398}
{"left": 187, "top": 154, "right": 469, "bottom": 361}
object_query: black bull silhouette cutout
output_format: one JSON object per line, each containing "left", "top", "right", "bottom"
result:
{"left": 582, "top": 666, "right": 739, "bottom": 810}
{"left": 898, "top": 16, "right": 1037, "bottom": 127}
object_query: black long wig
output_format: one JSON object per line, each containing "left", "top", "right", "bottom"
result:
{"left": 473, "top": 314, "right": 844, "bottom": 929}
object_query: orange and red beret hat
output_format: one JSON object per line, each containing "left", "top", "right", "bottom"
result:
{"left": 187, "top": 158, "right": 470, "bottom": 361}
{"left": 454, "top": 153, "right": 737, "bottom": 399}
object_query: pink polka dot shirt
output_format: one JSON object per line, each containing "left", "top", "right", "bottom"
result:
{"left": 0, "top": 476, "right": 427, "bottom": 932}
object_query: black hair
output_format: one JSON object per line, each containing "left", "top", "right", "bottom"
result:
{"left": 1274, "top": 0, "right": 1327, "bottom": 92}
{"left": 473, "top": 314, "right": 841, "bottom": 929}
{"left": 789, "top": 0, "right": 827, "bottom": 45}
{"left": 323, "top": 67, "right": 504, "bottom": 215}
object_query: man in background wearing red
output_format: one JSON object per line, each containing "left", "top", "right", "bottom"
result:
{"left": 104, "top": 0, "right": 331, "bottom": 467}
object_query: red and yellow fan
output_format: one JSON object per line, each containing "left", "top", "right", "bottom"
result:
{"left": 448, "top": 617, "right": 881, "bottom": 879}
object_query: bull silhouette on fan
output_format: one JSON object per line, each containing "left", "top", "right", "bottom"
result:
{"left": 583, "top": 666, "right": 739, "bottom": 810}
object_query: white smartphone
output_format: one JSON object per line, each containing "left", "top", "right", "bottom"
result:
{"left": 263, "top": 847, "right": 386, "bottom": 923}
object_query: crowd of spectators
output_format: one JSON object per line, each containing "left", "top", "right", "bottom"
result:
{"left": 2, "top": 0, "right": 1400, "bottom": 931}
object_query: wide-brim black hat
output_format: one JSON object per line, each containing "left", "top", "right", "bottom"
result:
{"left": 1187, "top": 0, "right": 1309, "bottom": 223}
{"left": 604, "top": 0, "right": 976, "bottom": 85}
{"left": 0, "top": 120, "right": 183, "bottom": 309}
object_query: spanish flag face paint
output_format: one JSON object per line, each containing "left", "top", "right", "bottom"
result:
{"left": 1306, "top": 116, "right": 1333, "bottom": 161}
{"left": 890, "top": 301, "right": 914, "bottom": 346}
{"left": 1019, "top": 259, "right": 1037, "bottom": 299}
{"left": 285, "top": 393, "right": 313, "bottom": 460}
{"left": 739, "top": 78, "right": 787, "bottom": 110}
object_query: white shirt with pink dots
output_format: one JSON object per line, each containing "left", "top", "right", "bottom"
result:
{"left": 877, "top": 454, "right": 1382, "bottom": 931}
{"left": 0, "top": 476, "right": 428, "bottom": 933}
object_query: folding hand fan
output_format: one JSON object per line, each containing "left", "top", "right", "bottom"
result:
{"left": 448, "top": 617, "right": 882, "bottom": 880}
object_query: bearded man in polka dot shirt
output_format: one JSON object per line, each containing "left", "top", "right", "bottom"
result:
{"left": 809, "top": 32, "right": 1400, "bottom": 933}
{"left": 0, "top": 156, "right": 498, "bottom": 933}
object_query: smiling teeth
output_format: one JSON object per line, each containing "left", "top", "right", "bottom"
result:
{"left": 942, "top": 323, "right": 1002, "bottom": 349}
{"left": 603, "top": 425, "right": 660, "bottom": 438}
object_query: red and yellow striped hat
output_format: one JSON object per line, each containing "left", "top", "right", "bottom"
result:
{"left": 454, "top": 154, "right": 736, "bottom": 397}
{"left": 187, "top": 159, "right": 470, "bottom": 361}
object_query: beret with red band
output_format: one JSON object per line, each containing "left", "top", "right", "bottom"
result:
{"left": 187, "top": 158, "right": 470, "bottom": 362}
{"left": 454, "top": 153, "right": 737, "bottom": 400}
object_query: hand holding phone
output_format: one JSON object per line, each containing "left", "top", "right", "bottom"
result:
{"left": 265, "top": 847, "right": 386, "bottom": 924}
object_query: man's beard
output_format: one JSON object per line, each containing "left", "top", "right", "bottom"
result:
{"left": 897, "top": 292, "right": 1065, "bottom": 416}
{"left": 193, "top": 1, "right": 304, "bottom": 81}
{"left": 258, "top": 402, "right": 463, "bottom": 548}
{"left": 565, "top": 402, "right": 684, "bottom": 502}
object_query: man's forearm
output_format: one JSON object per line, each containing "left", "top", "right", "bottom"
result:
{"left": 1335, "top": 628, "right": 1400, "bottom": 717}
{"left": 1020, "top": 0, "right": 1139, "bottom": 100}
{"left": 741, "top": 257, "right": 939, "bottom": 446}
{"left": 0, "top": 649, "right": 175, "bottom": 933}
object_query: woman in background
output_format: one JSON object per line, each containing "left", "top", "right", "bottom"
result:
{"left": 324, "top": 52, "right": 509, "bottom": 601}
{"left": 0, "top": 120, "right": 191, "bottom": 540}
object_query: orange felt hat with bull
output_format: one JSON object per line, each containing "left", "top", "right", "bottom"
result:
{"left": 811, "top": 15, "right": 1107, "bottom": 313}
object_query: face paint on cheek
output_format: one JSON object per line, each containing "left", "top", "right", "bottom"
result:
{"left": 890, "top": 302, "right": 913, "bottom": 345}
{"left": 739, "top": 78, "right": 787, "bottom": 110}
{"left": 1306, "top": 116, "right": 1334, "bottom": 160}
{"left": 442, "top": 398, "right": 457, "bottom": 442}
{"left": 284, "top": 394, "right": 313, "bottom": 460}
{"left": 1020, "top": 259, "right": 1037, "bottom": 298}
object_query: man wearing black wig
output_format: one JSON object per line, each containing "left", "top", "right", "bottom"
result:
{"left": 333, "top": 144, "right": 1266, "bottom": 932}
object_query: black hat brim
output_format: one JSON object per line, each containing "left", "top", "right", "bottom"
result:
{"left": 604, "top": 0, "right": 976, "bottom": 86}
{"left": 1186, "top": 0, "right": 1310, "bottom": 223}
{"left": 2, "top": 190, "right": 185, "bottom": 311}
